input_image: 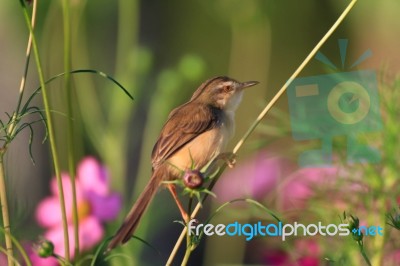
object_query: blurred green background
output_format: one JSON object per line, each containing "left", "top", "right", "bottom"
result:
{"left": 1, "top": 0, "right": 400, "bottom": 265}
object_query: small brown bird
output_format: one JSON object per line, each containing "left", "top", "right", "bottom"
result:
{"left": 106, "top": 76, "right": 258, "bottom": 251}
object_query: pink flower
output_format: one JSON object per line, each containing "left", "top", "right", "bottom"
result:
{"left": 29, "top": 242, "right": 59, "bottom": 266}
{"left": 214, "top": 151, "right": 338, "bottom": 210}
{"left": 262, "top": 240, "right": 320, "bottom": 266}
{"left": 214, "top": 152, "right": 297, "bottom": 201}
{"left": 384, "top": 250, "right": 400, "bottom": 266}
{"left": 0, "top": 242, "right": 59, "bottom": 266}
{"left": 279, "top": 166, "right": 337, "bottom": 210}
{"left": 35, "top": 157, "right": 122, "bottom": 263}
{"left": 0, "top": 253, "right": 7, "bottom": 266}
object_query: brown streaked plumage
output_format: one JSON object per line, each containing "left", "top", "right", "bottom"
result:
{"left": 106, "top": 76, "right": 258, "bottom": 251}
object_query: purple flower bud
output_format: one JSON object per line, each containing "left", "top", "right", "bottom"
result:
{"left": 183, "top": 170, "right": 204, "bottom": 189}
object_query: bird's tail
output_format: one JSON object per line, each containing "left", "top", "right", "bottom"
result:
{"left": 106, "top": 172, "right": 161, "bottom": 252}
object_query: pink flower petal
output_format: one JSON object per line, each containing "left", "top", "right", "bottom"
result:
{"left": 46, "top": 175, "right": 84, "bottom": 223}
{"left": 262, "top": 249, "right": 290, "bottom": 265}
{"left": 28, "top": 245, "right": 58, "bottom": 266}
{"left": 213, "top": 165, "right": 253, "bottom": 201}
{"left": 251, "top": 154, "right": 294, "bottom": 199}
{"left": 44, "top": 224, "right": 76, "bottom": 258}
{"left": 295, "top": 239, "right": 320, "bottom": 256}
{"left": 385, "top": 250, "right": 400, "bottom": 265}
{"left": 50, "top": 173, "right": 82, "bottom": 199}
{"left": 44, "top": 216, "right": 104, "bottom": 259}
{"left": 0, "top": 253, "right": 7, "bottom": 266}
{"left": 297, "top": 257, "right": 320, "bottom": 266}
{"left": 86, "top": 192, "right": 122, "bottom": 221}
{"left": 291, "top": 167, "right": 337, "bottom": 183}
{"left": 36, "top": 197, "right": 64, "bottom": 228}
{"left": 280, "top": 167, "right": 337, "bottom": 210}
{"left": 79, "top": 217, "right": 104, "bottom": 250}
{"left": 215, "top": 152, "right": 295, "bottom": 201}
{"left": 78, "top": 157, "right": 109, "bottom": 195}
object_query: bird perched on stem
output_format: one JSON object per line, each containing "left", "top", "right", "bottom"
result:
{"left": 106, "top": 76, "right": 258, "bottom": 251}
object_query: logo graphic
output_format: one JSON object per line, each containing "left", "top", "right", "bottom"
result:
{"left": 188, "top": 220, "right": 384, "bottom": 242}
{"left": 287, "top": 39, "right": 382, "bottom": 167}
{"left": 352, "top": 225, "right": 383, "bottom": 237}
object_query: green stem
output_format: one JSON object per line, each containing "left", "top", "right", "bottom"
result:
{"left": 166, "top": 165, "right": 227, "bottom": 265}
{"left": 188, "top": 195, "right": 193, "bottom": 216}
{"left": 0, "top": 1, "right": 39, "bottom": 265}
{"left": 359, "top": 241, "right": 372, "bottom": 266}
{"left": 180, "top": 196, "right": 194, "bottom": 265}
{"left": 54, "top": 253, "right": 74, "bottom": 266}
{"left": 181, "top": 239, "right": 192, "bottom": 266}
{"left": 0, "top": 151, "right": 14, "bottom": 266}
{"left": 62, "top": 0, "right": 80, "bottom": 258}
{"left": 370, "top": 203, "right": 386, "bottom": 266}
{"left": 20, "top": 0, "right": 70, "bottom": 262}
{"left": 0, "top": 226, "right": 32, "bottom": 266}
{"left": 6, "top": 0, "right": 38, "bottom": 150}
{"left": 15, "top": 0, "right": 37, "bottom": 116}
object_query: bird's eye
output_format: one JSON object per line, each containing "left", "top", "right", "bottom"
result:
{"left": 222, "top": 85, "right": 232, "bottom": 92}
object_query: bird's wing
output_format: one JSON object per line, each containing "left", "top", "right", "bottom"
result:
{"left": 151, "top": 103, "right": 219, "bottom": 168}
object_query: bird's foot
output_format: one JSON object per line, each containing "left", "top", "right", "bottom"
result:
{"left": 216, "top": 152, "right": 236, "bottom": 168}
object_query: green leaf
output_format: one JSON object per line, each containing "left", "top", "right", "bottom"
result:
{"left": 23, "top": 69, "right": 133, "bottom": 113}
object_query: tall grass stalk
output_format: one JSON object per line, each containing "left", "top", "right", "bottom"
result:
{"left": 61, "top": 0, "right": 80, "bottom": 258}
{"left": 0, "top": 0, "right": 40, "bottom": 264}
{"left": 20, "top": 0, "right": 70, "bottom": 262}
{"left": 0, "top": 151, "right": 13, "bottom": 266}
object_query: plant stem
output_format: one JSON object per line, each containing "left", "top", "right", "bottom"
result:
{"left": 0, "top": 226, "right": 33, "bottom": 266}
{"left": 20, "top": 0, "right": 70, "bottom": 262}
{"left": 371, "top": 202, "right": 386, "bottom": 266}
{"left": 167, "top": 0, "right": 358, "bottom": 264}
{"left": 359, "top": 240, "right": 372, "bottom": 266}
{"left": 6, "top": 0, "right": 38, "bottom": 146}
{"left": 188, "top": 196, "right": 193, "bottom": 216}
{"left": 0, "top": 1, "right": 39, "bottom": 265}
{"left": 62, "top": 0, "right": 80, "bottom": 257}
{"left": 166, "top": 227, "right": 185, "bottom": 266}
{"left": 179, "top": 196, "right": 194, "bottom": 266}
{"left": 0, "top": 151, "right": 14, "bottom": 266}
{"left": 15, "top": 0, "right": 37, "bottom": 115}
{"left": 181, "top": 239, "right": 192, "bottom": 266}
{"left": 167, "top": 166, "right": 227, "bottom": 265}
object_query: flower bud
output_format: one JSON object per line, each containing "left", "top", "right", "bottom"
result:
{"left": 387, "top": 212, "right": 400, "bottom": 230}
{"left": 35, "top": 239, "right": 54, "bottom": 258}
{"left": 183, "top": 170, "right": 204, "bottom": 189}
{"left": 348, "top": 215, "right": 359, "bottom": 230}
{"left": 347, "top": 215, "right": 363, "bottom": 241}
{"left": 391, "top": 214, "right": 400, "bottom": 228}
{"left": 352, "top": 231, "right": 363, "bottom": 242}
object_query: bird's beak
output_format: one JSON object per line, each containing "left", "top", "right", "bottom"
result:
{"left": 239, "top": 80, "right": 259, "bottom": 89}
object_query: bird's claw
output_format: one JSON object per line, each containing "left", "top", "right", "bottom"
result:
{"left": 227, "top": 157, "right": 236, "bottom": 168}
{"left": 217, "top": 152, "right": 236, "bottom": 168}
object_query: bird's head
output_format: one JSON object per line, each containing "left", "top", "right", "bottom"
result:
{"left": 191, "top": 76, "right": 259, "bottom": 111}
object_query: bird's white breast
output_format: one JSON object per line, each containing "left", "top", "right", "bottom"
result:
{"left": 168, "top": 113, "right": 235, "bottom": 172}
